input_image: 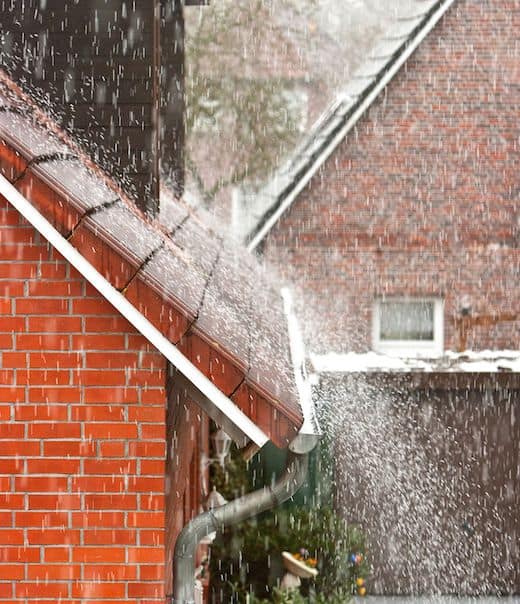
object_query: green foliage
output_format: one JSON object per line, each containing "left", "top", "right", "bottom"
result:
{"left": 287, "top": 508, "right": 367, "bottom": 600}
{"left": 209, "top": 442, "right": 252, "bottom": 501}
{"left": 209, "top": 505, "right": 368, "bottom": 603}
{"left": 250, "top": 587, "right": 308, "bottom": 604}
{"left": 185, "top": 0, "right": 308, "bottom": 202}
{"left": 249, "top": 587, "right": 356, "bottom": 604}
{"left": 206, "top": 435, "right": 367, "bottom": 603}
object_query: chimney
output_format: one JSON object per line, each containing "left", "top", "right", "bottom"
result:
{"left": 0, "top": 0, "right": 206, "bottom": 216}
{"left": 160, "top": 0, "right": 185, "bottom": 200}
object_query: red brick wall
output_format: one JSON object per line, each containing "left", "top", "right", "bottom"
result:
{"left": 264, "top": 0, "right": 520, "bottom": 353}
{"left": 0, "top": 194, "right": 168, "bottom": 602}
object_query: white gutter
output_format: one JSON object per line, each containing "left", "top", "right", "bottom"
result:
{"left": 281, "top": 287, "right": 320, "bottom": 454}
{"left": 0, "top": 173, "right": 269, "bottom": 448}
{"left": 247, "top": 0, "right": 456, "bottom": 252}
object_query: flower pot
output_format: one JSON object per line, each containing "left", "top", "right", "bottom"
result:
{"left": 281, "top": 552, "right": 318, "bottom": 579}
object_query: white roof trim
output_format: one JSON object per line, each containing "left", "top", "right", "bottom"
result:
{"left": 0, "top": 173, "right": 269, "bottom": 448}
{"left": 310, "top": 350, "right": 520, "bottom": 374}
{"left": 247, "top": 0, "right": 456, "bottom": 252}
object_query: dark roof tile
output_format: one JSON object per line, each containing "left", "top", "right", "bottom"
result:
{"left": 0, "top": 70, "right": 303, "bottom": 442}
{"left": 195, "top": 242, "right": 253, "bottom": 367}
{"left": 248, "top": 282, "right": 299, "bottom": 412}
{"left": 170, "top": 214, "right": 221, "bottom": 280}
{"left": 0, "top": 111, "right": 69, "bottom": 160}
{"left": 159, "top": 194, "right": 190, "bottom": 232}
{"left": 139, "top": 245, "right": 206, "bottom": 320}
{"left": 33, "top": 158, "right": 117, "bottom": 214}
{"left": 84, "top": 201, "right": 163, "bottom": 268}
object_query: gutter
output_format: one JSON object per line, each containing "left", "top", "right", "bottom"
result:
{"left": 0, "top": 173, "right": 269, "bottom": 448}
{"left": 282, "top": 287, "right": 320, "bottom": 455}
{"left": 247, "top": 0, "right": 456, "bottom": 252}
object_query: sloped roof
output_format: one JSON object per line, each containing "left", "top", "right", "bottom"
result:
{"left": 0, "top": 71, "right": 303, "bottom": 447}
{"left": 246, "top": 0, "right": 456, "bottom": 250}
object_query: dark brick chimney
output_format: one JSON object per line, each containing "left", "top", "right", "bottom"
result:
{"left": 0, "top": 0, "right": 203, "bottom": 215}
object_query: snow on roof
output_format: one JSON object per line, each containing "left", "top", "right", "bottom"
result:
{"left": 310, "top": 350, "right": 520, "bottom": 374}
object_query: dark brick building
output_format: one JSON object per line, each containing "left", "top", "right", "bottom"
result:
{"left": 249, "top": 0, "right": 519, "bottom": 356}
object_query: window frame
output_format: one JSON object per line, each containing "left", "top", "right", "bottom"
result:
{"left": 372, "top": 297, "right": 444, "bottom": 357}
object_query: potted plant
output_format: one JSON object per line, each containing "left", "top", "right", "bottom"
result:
{"left": 282, "top": 549, "right": 318, "bottom": 580}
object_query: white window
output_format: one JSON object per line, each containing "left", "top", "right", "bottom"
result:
{"left": 372, "top": 298, "right": 444, "bottom": 357}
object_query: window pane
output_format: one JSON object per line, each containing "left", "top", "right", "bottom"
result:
{"left": 380, "top": 301, "right": 434, "bottom": 341}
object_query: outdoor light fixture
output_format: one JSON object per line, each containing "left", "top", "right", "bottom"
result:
{"left": 200, "top": 428, "right": 231, "bottom": 490}
{"left": 210, "top": 428, "right": 232, "bottom": 467}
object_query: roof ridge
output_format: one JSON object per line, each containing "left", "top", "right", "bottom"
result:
{"left": 246, "top": 0, "right": 457, "bottom": 251}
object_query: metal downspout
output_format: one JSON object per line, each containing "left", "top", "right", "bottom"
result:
{"left": 172, "top": 274, "right": 319, "bottom": 603}
{"left": 172, "top": 451, "right": 310, "bottom": 604}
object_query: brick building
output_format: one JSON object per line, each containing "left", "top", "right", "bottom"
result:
{"left": 0, "top": 3, "right": 315, "bottom": 601}
{"left": 248, "top": 0, "right": 519, "bottom": 356}
{"left": 244, "top": 0, "right": 520, "bottom": 595}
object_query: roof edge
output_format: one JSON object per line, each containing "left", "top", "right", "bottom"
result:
{"left": 0, "top": 172, "right": 270, "bottom": 448}
{"left": 246, "top": 0, "right": 457, "bottom": 252}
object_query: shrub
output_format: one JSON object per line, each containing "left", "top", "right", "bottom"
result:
{"left": 209, "top": 505, "right": 368, "bottom": 603}
{"left": 207, "top": 440, "right": 368, "bottom": 603}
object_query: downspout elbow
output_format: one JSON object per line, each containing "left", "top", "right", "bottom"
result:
{"left": 173, "top": 512, "right": 220, "bottom": 604}
{"left": 172, "top": 451, "right": 310, "bottom": 604}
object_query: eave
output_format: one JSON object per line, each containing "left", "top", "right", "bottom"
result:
{"left": 0, "top": 72, "right": 304, "bottom": 448}
{"left": 317, "top": 372, "right": 520, "bottom": 391}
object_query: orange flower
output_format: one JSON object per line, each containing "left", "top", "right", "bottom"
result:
{"left": 291, "top": 552, "right": 318, "bottom": 568}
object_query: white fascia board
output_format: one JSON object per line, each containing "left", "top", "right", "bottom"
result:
{"left": 247, "top": 0, "right": 456, "bottom": 253}
{"left": 0, "top": 174, "right": 269, "bottom": 448}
